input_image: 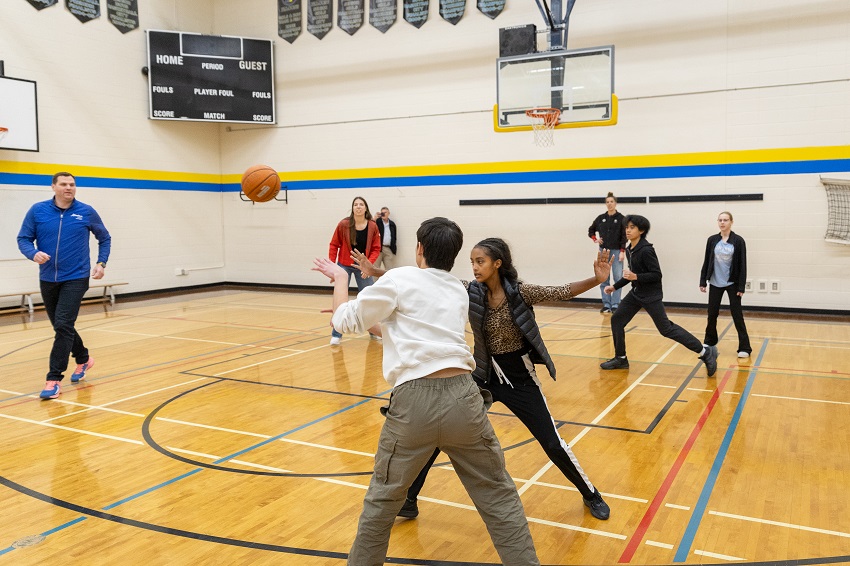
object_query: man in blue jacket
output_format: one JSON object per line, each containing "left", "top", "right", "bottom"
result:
{"left": 17, "top": 172, "right": 111, "bottom": 399}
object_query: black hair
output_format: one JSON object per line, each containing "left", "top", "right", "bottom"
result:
{"left": 624, "top": 214, "right": 651, "bottom": 236}
{"left": 416, "top": 217, "right": 463, "bottom": 271}
{"left": 473, "top": 238, "right": 519, "bottom": 283}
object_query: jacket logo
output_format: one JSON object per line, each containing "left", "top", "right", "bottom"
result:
{"left": 71, "top": 214, "right": 83, "bottom": 220}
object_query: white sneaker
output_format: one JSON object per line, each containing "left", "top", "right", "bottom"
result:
{"left": 737, "top": 351, "right": 749, "bottom": 358}
{"left": 370, "top": 334, "right": 382, "bottom": 341}
{"left": 330, "top": 336, "right": 341, "bottom": 346}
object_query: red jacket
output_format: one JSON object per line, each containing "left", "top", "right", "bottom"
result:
{"left": 329, "top": 218, "right": 381, "bottom": 266}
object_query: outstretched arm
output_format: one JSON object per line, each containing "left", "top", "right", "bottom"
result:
{"left": 312, "top": 257, "right": 351, "bottom": 316}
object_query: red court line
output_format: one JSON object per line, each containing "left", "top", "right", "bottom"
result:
{"left": 618, "top": 368, "right": 734, "bottom": 563}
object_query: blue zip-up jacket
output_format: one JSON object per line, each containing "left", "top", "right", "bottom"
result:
{"left": 17, "top": 198, "right": 111, "bottom": 282}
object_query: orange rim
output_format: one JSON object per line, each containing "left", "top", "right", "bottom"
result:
{"left": 525, "top": 108, "right": 560, "bottom": 126}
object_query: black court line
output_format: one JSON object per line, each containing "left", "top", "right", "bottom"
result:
{"left": 142, "top": 379, "right": 375, "bottom": 478}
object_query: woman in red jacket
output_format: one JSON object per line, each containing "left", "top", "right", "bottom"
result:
{"left": 328, "top": 196, "right": 382, "bottom": 345}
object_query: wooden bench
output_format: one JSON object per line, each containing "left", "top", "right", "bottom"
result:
{"left": 0, "top": 282, "right": 129, "bottom": 314}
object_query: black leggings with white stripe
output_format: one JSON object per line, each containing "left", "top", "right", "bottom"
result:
{"left": 406, "top": 349, "right": 598, "bottom": 501}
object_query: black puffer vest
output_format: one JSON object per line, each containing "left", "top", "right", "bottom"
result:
{"left": 467, "top": 278, "right": 557, "bottom": 384}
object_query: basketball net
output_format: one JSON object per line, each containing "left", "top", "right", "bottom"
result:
{"left": 0, "top": 127, "right": 8, "bottom": 143}
{"left": 525, "top": 108, "right": 560, "bottom": 147}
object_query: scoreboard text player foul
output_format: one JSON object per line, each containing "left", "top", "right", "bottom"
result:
{"left": 146, "top": 30, "right": 275, "bottom": 124}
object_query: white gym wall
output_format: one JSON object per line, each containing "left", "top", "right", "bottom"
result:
{"left": 1, "top": 0, "right": 848, "bottom": 310}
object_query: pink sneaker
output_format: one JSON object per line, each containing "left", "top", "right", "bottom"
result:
{"left": 40, "top": 380, "right": 61, "bottom": 399}
{"left": 71, "top": 356, "right": 94, "bottom": 383}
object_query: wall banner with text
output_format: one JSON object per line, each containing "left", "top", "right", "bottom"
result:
{"left": 278, "top": 0, "right": 302, "bottom": 44}
{"left": 369, "top": 0, "right": 396, "bottom": 33}
{"left": 403, "top": 0, "right": 428, "bottom": 28}
{"left": 66, "top": 0, "right": 100, "bottom": 22}
{"left": 338, "top": 0, "right": 364, "bottom": 35}
{"left": 107, "top": 0, "right": 138, "bottom": 33}
{"left": 477, "top": 0, "right": 504, "bottom": 19}
{"left": 308, "top": 0, "right": 333, "bottom": 39}
{"left": 439, "top": 0, "right": 464, "bottom": 25}
{"left": 25, "top": 0, "right": 58, "bottom": 10}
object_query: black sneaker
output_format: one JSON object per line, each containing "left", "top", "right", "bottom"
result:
{"left": 600, "top": 307, "right": 612, "bottom": 313}
{"left": 700, "top": 345, "right": 718, "bottom": 377}
{"left": 583, "top": 492, "right": 610, "bottom": 520}
{"left": 600, "top": 357, "right": 629, "bottom": 370}
{"left": 398, "top": 498, "right": 419, "bottom": 518}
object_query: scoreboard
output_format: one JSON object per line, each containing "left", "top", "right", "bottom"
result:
{"left": 146, "top": 30, "right": 275, "bottom": 124}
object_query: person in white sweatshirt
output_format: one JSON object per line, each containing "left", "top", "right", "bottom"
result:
{"left": 313, "top": 217, "right": 539, "bottom": 566}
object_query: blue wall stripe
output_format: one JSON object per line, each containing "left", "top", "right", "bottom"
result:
{"left": 3, "top": 158, "right": 850, "bottom": 193}
{"left": 673, "top": 339, "right": 769, "bottom": 562}
{"left": 0, "top": 173, "right": 222, "bottom": 192}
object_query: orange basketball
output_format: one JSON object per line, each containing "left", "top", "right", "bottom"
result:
{"left": 241, "top": 164, "right": 281, "bottom": 203}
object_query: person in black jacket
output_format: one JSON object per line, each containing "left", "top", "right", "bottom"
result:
{"left": 588, "top": 192, "right": 627, "bottom": 313}
{"left": 700, "top": 211, "right": 751, "bottom": 358}
{"left": 375, "top": 206, "right": 398, "bottom": 270}
{"left": 353, "top": 239, "right": 614, "bottom": 521}
{"left": 601, "top": 215, "right": 718, "bottom": 376}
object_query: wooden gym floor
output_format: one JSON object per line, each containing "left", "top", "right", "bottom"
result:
{"left": 0, "top": 289, "right": 848, "bottom": 565}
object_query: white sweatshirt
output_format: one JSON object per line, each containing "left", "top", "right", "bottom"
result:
{"left": 331, "top": 266, "right": 475, "bottom": 388}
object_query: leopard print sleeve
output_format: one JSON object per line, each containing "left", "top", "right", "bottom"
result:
{"left": 519, "top": 282, "right": 573, "bottom": 304}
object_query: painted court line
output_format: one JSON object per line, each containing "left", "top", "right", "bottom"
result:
{"left": 645, "top": 540, "right": 674, "bottom": 549}
{"left": 750, "top": 392, "right": 850, "bottom": 406}
{"left": 618, "top": 364, "right": 737, "bottom": 563}
{"left": 521, "top": 345, "right": 679, "bottom": 495}
{"left": 93, "top": 327, "right": 293, "bottom": 350}
{"left": 709, "top": 510, "right": 850, "bottom": 538}
{"left": 214, "top": 341, "right": 337, "bottom": 376}
{"left": 672, "top": 339, "right": 768, "bottom": 562}
{"left": 694, "top": 548, "right": 745, "bottom": 561}
{"left": 665, "top": 503, "right": 690, "bottom": 511}
{"left": 0, "top": 412, "right": 143, "bottom": 445}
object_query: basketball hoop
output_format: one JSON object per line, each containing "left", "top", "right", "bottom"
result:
{"left": 0, "top": 127, "right": 8, "bottom": 142}
{"left": 525, "top": 108, "right": 560, "bottom": 147}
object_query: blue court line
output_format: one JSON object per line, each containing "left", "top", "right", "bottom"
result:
{"left": 0, "top": 384, "right": 391, "bottom": 557}
{"left": 673, "top": 338, "right": 769, "bottom": 562}
{"left": 213, "top": 391, "right": 388, "bottom": 464}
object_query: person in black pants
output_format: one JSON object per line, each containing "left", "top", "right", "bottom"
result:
{"left": 17, "top": 172, "right": 111, "bottom": 400}
{"left": 600, "top": 215, "right": 718, "bottom": 376}
{"left": 588, "top": 192, "right": 627, "bottom": 313}
{"left": 700, "top": 211, "right": 751, "bottom": 358}
{"left": 353, "top": 239, "right": 614, "bottom": 521}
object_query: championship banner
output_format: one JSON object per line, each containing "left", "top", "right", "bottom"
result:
{"left": 307, "top": 0, "right": 333, "bottom": 39}
{"left": 25, "top": 0, "right": 58, "bottom": 9}
{"left": 278, "top": 0, "right": 302, "bottom": 44}
{"left": 369, "top": 0, "right": 396, "bottom": 33}
{"left": 403, "top": 0, "right": 428, "bottom": 28}
{"left": 338, "top": 0, "right": 364, "bottom": 35}
{"left": 477, "top": 0, "right": 504, "bottom": 19}
{"left": 106, "top": 0, "right": 138, "bottom": 33}
{"left": 439, "top": 0, "right": 464, "bottom": 25}
{"left": 66, "top": 0, "right": 100, "bottom": 22}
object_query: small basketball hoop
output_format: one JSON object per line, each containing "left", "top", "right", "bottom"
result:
{"left": 0, "top": 127, "right": 8, "bottom": 142}
{"left": 525, "top": 108, "right": 561, "bottom": 147}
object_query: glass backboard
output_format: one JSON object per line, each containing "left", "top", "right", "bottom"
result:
{"left": 495, "top": 45, "right": 616, "bottom": 131}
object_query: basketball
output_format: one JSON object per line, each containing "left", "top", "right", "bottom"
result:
{"left": 241, "top": 164, "right": 281, "bottom": 203}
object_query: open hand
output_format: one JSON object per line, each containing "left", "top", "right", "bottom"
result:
{"left": 312, "top": 257, "right": 346, "bottom": 282}
{"left": 593, "top": 249, "right": 612, "bottom": 283}
{"left": 351, "top": 249, "right": 377, "bottom": 278}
